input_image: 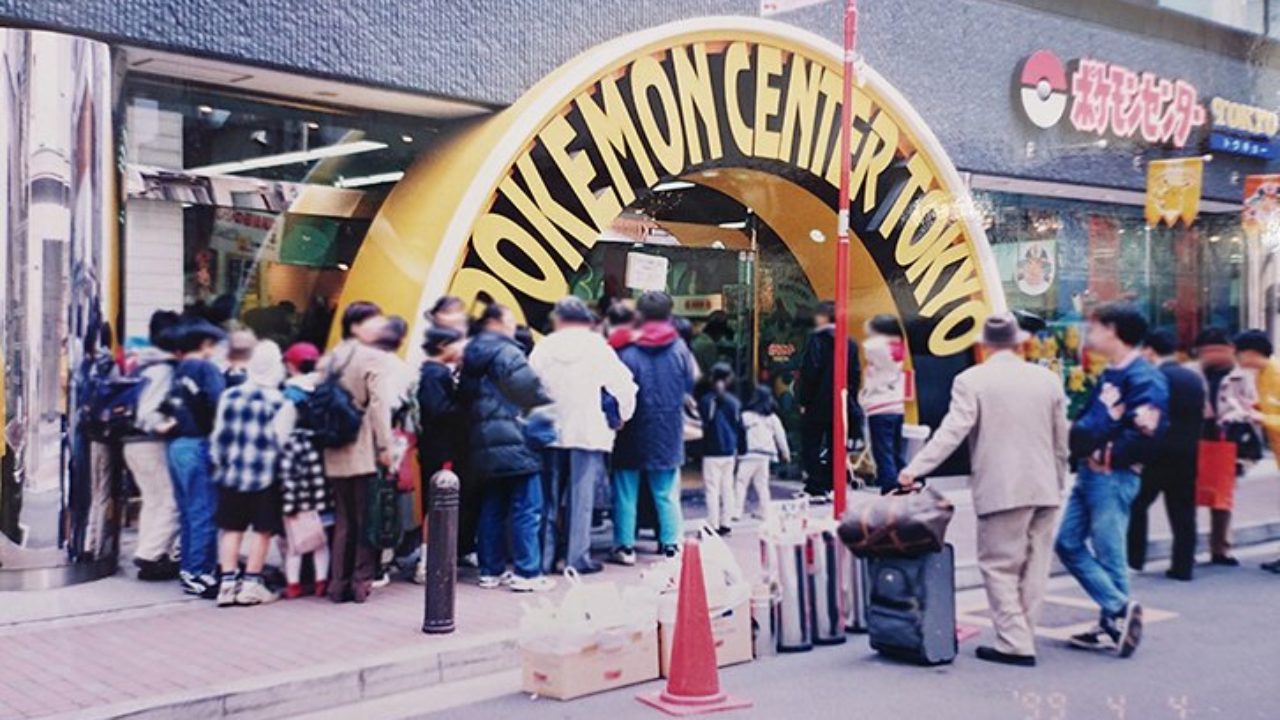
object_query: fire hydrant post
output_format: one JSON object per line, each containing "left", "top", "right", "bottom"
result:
{"left": 423, "top": 468, "right": 460, "bottom": 634}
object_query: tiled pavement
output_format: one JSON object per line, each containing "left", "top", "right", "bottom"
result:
{"left": 1, "top": 467, "right": 1276, "bottom": 719}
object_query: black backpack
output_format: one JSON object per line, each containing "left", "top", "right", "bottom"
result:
{"left": 304, "top": 350, "right": 364, "bottom": 449}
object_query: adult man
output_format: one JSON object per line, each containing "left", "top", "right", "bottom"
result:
{"left": 1058, "top": 303, "right": 1167, "bottom": 658}
{"left": 797, "top": 300, "right": 860, "bottom": 498}
{"left": 317, "top": 302, "right": 396, "bottom": 603}
{"left": 899, "top": 314, "right": 1068, "bottom": 667}
{"left": 1233, "top": 329, "right": 1280, "bottom": 573}
{"left": 611, "top": 291, "right": 696, "bottom": 564}
{"left": 1128, "top": 330, "right": 1205, "bottom": 581}
{"left": 460, "top": 303, "right": 555, "bottom": 592}
{"left": 1193, "top": 327, "right": 1260, "bottom": 567}
{"left": 530, "top": 297, "right": 637, "bottom": 574}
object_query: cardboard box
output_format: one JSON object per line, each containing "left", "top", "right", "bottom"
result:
{"left": 521, "top": 624, "right": 660, "bottom": 701}
{"left": 658, "top": 599, "right": 753, "bottom": 677}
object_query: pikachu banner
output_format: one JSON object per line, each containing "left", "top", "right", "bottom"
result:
{"left": 1145, "top": 158, "right": 1203, "bottom": 227}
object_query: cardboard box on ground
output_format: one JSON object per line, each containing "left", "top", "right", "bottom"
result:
{"left": 519, "top": 528, "right": 753, "bottom": 700}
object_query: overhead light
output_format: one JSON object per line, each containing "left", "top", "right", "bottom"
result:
{"left": 652, "top": 180, "right": 695, "bottom": 192}
{"left": 401, "top": 134, "right": 414, "bottom": 143}
{"left": 810, "top": 229, "right": 827, "bottom": 243}
{"left": 188, "top": 140, "right": 388, "bottom": 176}
{"left": 305, "top": 121, "right": 320, "bottom": 130}
{"left": 334, "top": 170, "right": 405, "bottom": 188}
{"left": 197, "top": 104, "right": 213, "bottom": 115}
{"left": 336, "top": 262, "right": 350, "bottom": 271}
{"left": 718, "top": 220, "right": 747, "bottom": 229}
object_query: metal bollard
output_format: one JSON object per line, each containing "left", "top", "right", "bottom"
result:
{"left": 423, "top": 468, "right": 460, "bottom": 634}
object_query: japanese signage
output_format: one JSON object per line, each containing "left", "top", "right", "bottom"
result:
{"left": 1145, "top": 158, "right": 1203, "bottom": 227}
{"left": 1242, "top": 175, "right": 1280, "bottom": 251}
{"left": 1208, "top": 97, "right": 1280, "bottom": 160}
{"left": 625, "top": 252, "right": 669, "bottom": 291}
{"left": 1016, "top": 50, "right": 1206, "bottom": 149}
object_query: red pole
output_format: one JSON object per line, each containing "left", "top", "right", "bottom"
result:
{"left": 832, "top": 0, "right": 858, "bottom": 519}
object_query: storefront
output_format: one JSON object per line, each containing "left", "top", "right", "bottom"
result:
{"left": 2, "top": 0, "right": 1277, "bottom": 586}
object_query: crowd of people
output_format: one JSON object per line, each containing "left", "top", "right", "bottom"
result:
{"left": 901, "top": 303, "right": 1280, "bottom": 667}
{"left": 100, "top": 291, "right": 1279, "bottom": 631}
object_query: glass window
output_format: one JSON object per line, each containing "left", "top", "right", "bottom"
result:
{"left": 125, "top": 77, "right": 427, "bottom": 188}
{"left": 1159, "top": 0, "right": 1265, "bottom": 34}
{"left": 121, "top": 78, "right": 450, "bottom": 345}
{"left": 977, "top": 189, "right": 1244, "bottom": 416}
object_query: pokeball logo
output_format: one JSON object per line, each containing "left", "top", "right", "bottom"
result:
{"left": 1018, "top": 50, "right": 1068, "bottom": 129}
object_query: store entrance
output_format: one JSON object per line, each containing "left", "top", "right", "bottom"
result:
{"left": 566, "top": 179, "right": 824, "bottom": 478}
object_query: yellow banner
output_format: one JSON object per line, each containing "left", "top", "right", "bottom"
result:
{"left": 1145, "top": 157, "right": 1203, "bottom": 227}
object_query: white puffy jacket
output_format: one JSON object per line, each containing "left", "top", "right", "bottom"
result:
{"left": 529, "top": 326, "right": 638, "bottom": 451}
{"left": 859, "top": 334, "right": 906, "bottom": 416}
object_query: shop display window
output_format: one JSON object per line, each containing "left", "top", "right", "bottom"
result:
{"left": 978, "top": 190, "right": 1244, "bottom": 416}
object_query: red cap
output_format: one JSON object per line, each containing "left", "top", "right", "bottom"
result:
{"left": 283, "top": 342, "right": 321, "bottom": 368}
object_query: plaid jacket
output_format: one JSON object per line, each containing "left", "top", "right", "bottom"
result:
{"left": 279, "top": 429, "right": 330, "bottom": 515}
{"left": 211, "top": 385, "right": 288, "bottom": 493}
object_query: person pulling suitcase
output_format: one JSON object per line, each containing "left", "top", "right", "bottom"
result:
{"left": 899, "top": 313, "right": 1070, "bottom": 667}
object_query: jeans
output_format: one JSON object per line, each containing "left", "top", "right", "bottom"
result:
{"left": 612, "top": 468, "right": 682, "bottom": 548}
{"left": 868, "top": 413, "right": 905, "bottom": 494}
{"left": 1055, "top": 466, "right": 1141, "bottom": 617}
{"left": 477, "top": 473, "right": 543, "bottom": 578}
{"left": 542, "top": 449, "right": 605, "bottom": 573}
{"left": 167, "top": 437, "right": 219, "bottom": 577}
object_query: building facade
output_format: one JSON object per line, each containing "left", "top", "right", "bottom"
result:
{"left": 1, "top": 0, "right": 1276, "bottom": 585}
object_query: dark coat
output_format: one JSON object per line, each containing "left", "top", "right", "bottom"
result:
{"left": 698, "top": 389, "right": 742, "bottom": 458}
{"left": 459, "top": 332, "right": 550, "bottom": 480}
{"left": 1154, "top": 360, "right": 1206, "bottom": 465}
{"left": 417, "top": 359, "right": 464, "bottom": 476}
{"left": 612, "top": 322, "right": 696, "bottom": 471}
{"left": 1070, "top": 356, "right": 1169, "bottom": 471}
{"left": 798, "top": 326, "right": 861, "bottom": 426}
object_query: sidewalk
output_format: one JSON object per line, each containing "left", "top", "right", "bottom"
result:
{"left": 0, "top": 466, "right": 1276, "bottom": 720}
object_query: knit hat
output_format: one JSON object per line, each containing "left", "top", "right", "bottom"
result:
{"left": 247, "top": 340, "right": 285, "bottom": 388}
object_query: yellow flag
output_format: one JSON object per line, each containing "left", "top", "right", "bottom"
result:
{"left": 1145, "top": 158, "right": 1203, "bottom": 227}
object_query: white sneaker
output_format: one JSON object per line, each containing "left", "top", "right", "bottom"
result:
{"left": 509, "top": 575, "right": 556, "bottom": 593}
{"left": 610, "top": 547, "right": 637, "bottom": 566}
{"left": 372, "top": 571, "right": 392, "bottom": 589}
{"left": 478, "top": 570, "right": 514, "bottom": 589}
{"left": 413, "top": 557, "right": 426, "bottom": 585}
{"left": 234, "top": 580, "right": 278, "bottom": 606}
{"left": 216, "top": 577, "right": 239, "bottom": 607}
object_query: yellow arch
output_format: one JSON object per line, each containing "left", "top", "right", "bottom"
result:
{"left": 338, "top": 16, "right": 1005, "bottom": 360}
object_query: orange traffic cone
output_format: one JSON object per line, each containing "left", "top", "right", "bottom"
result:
{"left": 637, "top": 538, "right": 752, "bottom": 716}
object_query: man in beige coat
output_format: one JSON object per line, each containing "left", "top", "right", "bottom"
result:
{"left": 900, "top": 313, "right": 1069, "bottom": 667}
{"left": 317, "top": 302, "right": 396, "bottom": 603}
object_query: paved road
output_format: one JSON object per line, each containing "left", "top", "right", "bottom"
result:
{"left": 411, "top": 542, "right": 1280, "bottom": 720}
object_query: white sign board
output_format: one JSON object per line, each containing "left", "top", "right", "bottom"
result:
{"left": 760, "top": 0, "right": 829, "bottom": 17}
{"left": 625, "top": 252, "right": 669, "bottom": 292}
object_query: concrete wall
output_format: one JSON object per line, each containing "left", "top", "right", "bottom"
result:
{"left": 4, "top": 0, "right": 1277, "bottom": 200}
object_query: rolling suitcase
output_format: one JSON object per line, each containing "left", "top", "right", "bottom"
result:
{"left": 866, "top": 544, "right": 957, "bottom": 665}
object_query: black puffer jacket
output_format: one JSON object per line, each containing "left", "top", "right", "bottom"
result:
{"left": 459, "top": 331, "right": 550, "bottom": 480}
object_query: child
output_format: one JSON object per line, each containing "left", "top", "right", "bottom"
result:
{"left": 158, "top": 317, "right": 227, "bottom": 598}
{"left": 735, "top": 384, "right": 790, "bottom": 522}
{"left": 860, "top": 314, "right": 907, "bottom": 495}
{"left": 698, "top": 362, "right": 741, "bottom": 535}
{"left": 224, "top": 330, "right": 257, "bottom": 388}
{"left": 279, "top": 342, "right": 332, "bottom": 599}
{"left": 414, "top": 325, "right": 467, "bottom": 583}
{"left": 210, "top": 340, "right": 295, "bottom": 607}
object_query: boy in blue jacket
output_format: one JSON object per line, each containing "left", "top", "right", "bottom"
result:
{"left": 1056, "top": 303, "right": 1168, "bottom": 659}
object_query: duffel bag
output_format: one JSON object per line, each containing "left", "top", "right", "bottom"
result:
{"left": 837, "top": 485, "right": 954, "bottom": 558}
